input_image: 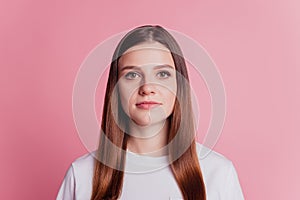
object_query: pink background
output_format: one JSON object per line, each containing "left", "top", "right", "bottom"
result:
{"left": 1, "top": 0, "right": 299, "bottom": 199}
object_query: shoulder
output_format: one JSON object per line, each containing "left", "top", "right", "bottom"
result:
{"left": 195, "top": 142, "right": 234, "bottom": 181}
{"left": 195, "top": 142, "right": 245, "bottom": 199}
{"left": 196, "top": 142, "right": 233, "bottom": 167}
{"left": 57, "top": 152, "right": 95, "bottom": 199}
{"left": 70, "top": 151, "right": 95, "bottom": 179}
{"left": 72, "top": 151, "right": 95, "bottom": 166}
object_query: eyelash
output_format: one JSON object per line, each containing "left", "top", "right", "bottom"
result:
{"left": 124, "top": 72, "right": 141, "bottom": 80}
{"left": 124, "top": 71, "right": 172, "bottom": 80}
{"left": 157, "top": 71, "right": 171, "bottom": 78}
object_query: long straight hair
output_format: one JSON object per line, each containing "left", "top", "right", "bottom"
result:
{"left": 91, "top": 25, "right": 206, "bottom": 200}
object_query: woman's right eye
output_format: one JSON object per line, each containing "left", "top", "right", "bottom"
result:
{"left": 124, "top": 72, "right": 140, "bottom": 80}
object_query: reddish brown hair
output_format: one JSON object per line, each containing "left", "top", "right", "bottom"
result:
{"left": 91, "top": 25, "right": 206, "bottom": 200}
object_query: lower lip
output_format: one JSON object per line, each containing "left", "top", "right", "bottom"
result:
{"left": 136, "top": 103, "right": 160, "bottom": 110}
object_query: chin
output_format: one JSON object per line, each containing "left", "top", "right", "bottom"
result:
{"left": 132, "top": 119, "right": 152, "bottom": 127}
{"left": 134, "top": 118, "right": 168, "bottom": 127}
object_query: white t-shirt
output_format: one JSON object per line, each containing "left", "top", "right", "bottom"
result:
{"left": 57, "top": 143, "right": 244, "bottom": 200}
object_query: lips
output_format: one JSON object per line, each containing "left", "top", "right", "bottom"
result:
{"left": 135, "top": 101, "right": 162, "bottom": 110}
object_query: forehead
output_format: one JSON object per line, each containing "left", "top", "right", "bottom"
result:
{"left": 118, "top": 42, "right": 175, "bottom": 68}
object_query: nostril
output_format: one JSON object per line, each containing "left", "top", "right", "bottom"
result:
{"left": 138, "top": 84, "right": 156, "bottom": 95}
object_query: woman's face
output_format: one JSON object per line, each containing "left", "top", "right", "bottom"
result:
{"left": 117, "top": 42, "right": 177, "bottom": 126}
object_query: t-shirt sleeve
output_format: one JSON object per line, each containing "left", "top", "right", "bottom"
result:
{"left": 223, "top": 162, "right": 245, "bottom": 200}
{"left": 56, "top": 164, "right": 76, "bottom": 200}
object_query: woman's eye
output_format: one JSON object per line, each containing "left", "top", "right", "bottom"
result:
{"left": 157, "top": 71, "right": 171, "bottom": 78}
{"left": 124, "top": 72, "right": 140, "bottom": 80}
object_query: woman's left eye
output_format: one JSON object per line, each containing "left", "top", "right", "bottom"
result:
{"left": 157, "top": 71, "right": 171, "bottom": 78}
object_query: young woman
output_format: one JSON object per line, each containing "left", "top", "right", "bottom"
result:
{"left": 57, "top": 25, "right": 244, "bottom": 200}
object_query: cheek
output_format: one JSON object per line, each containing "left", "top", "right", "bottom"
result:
{"left": 118, "top": 84, "right": 137, "bottom": 112}
{"left": 162, "top": 79, "right": 177, "bottom": 96}
{"left": 164, "top": 81, "right": 177, "bottom": 100}
{"left": 163, "top": 90, "right": 177, "bottom": 110}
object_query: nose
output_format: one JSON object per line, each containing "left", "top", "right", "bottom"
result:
{"left": 138, "top": 82, "right": 156, "bottom": 96}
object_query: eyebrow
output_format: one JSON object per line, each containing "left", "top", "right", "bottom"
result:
{"left": 119, "top": 64, "right": 175, "bottom": 72}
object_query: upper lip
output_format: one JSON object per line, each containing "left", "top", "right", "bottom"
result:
{"left": 136, "top": 101, "right": 162, "bottom": 105}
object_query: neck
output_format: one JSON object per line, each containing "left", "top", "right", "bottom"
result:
{"left": 127, "top": 119, "right": 169, "bottom": 157}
